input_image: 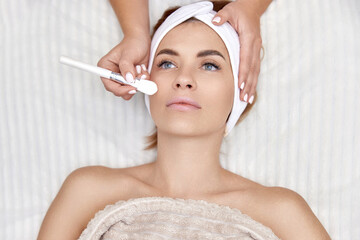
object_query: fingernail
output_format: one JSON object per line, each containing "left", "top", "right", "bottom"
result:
{"left": 212, "top": 16, "right": 221, "bottom": 23}
{"left": 244, "top": 93, "right": 248, "bottom": 102}
{"left": 128, "top": 90, "right": 137, "bottom": 94}
{"left": 141, "top": 74, "right": 147, "bottom": 80}
{"left": 141, "top": 64, "right": 147, "bottom": 71}
{"left": 136, "top": 65, "right": 141, "bottom": 74}
{"left": 249, "top": 95, "right": 254, "bottom": 104}
{"left": 240, "top": 82, "right": 245, "bottom": 90}
{"left": 125, "top": 72, "right": 134, "bottom": 83}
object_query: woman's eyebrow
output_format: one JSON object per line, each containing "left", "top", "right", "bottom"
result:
{"left": 156, "top": 48, "right": 179, "bottom": 56}
{"left": 156, "top": 48, "right": 225, "bottom": 60}
{"left": 197, "top": 50, "right": 225, "bottom": 60}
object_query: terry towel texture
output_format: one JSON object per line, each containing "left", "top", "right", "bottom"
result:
{"left": 78, "top": 197, "right": 280, "bottom": 240}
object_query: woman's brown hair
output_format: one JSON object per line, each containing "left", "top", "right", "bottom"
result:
{"left": 144, "top": 1, "right": 259, "bottom": 150}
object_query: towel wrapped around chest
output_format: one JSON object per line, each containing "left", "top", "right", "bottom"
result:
{"left": 78, "top": 197, "right": 280, "bottom": 240}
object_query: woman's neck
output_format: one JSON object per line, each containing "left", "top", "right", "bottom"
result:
{"left": 148, "top": 129, "right": 227, "bottom": 198}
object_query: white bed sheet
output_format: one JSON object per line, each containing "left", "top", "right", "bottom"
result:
{"left": 0, "top": 0, "right": 359, "bottom": 239}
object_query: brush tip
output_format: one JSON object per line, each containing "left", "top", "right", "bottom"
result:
{"left": 136, "top": 80, "right": 158, "bottom": 95}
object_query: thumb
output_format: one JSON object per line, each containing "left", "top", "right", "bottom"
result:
{"left": 212, "top": 11, "right": 229, "bottom": 26}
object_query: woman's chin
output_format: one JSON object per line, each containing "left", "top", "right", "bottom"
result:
{"left": 157, "top": 124, "right": 205, "bottom": 137}
{"left": 157, "top": 124, "right": 225, "bottom": 138}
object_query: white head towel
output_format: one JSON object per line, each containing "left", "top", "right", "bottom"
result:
{"left": 144, "top": 1, "right": 248, "bottom": 136}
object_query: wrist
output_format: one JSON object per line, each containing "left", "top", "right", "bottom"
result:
{"left": 123, "top": 28, "right": 150, "bottom": 42}
{"left": 237, "top": 0, "right": 272, "bottom": 17}
{"left": 123, "top": 32, "right": 151, "bottom": 46}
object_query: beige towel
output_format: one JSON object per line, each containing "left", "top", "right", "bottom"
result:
{"left": 78, "top": 197, "right": 280, "bottom": 240}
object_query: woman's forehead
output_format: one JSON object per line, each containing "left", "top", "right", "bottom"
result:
{"left": 155, "top": 21, "right": 230, "bottom": 59}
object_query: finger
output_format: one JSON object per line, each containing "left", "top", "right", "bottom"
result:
{"left": 141, "top": 63, "right": 148, "bottom": 72}
{"left": 118, "top": 57, "right": 137, "bottom": 84}
{"left": 120, "top": 86, "right": 137, "bottom": 100}
{"left": 247, "top": 45, "right": 262, "bottom": 104}
{"left": 211, "top": 9, "right": 230, "bottom": 26}
{"left": 101, "top": 77, "right": 137, "bottom": 99}
{"left": 135, "top": 65, "right": 142, "bottom": 75}
{"left": 245, "top": 69, "right": 258, "bottom": 104}
{"left": 98, "top": 55, "right": 126, "bottom": 87}
{"left": 134, "top": 66, "right": 149, "bottom": 80}
{"left": 98, "top": 55, "right": 119, "bottom": 72}
{"left": 249, "top": 66, "right": 260, "bottom": 104}
{"left": 238, "top": 39, "right": 254, "bottom": 100}
{"left": 241, "top": 64, "right": 256, "bottom": 103}
{"left": 241, "top": 51, "right": 259, "bottom": 103}
{"left": 137, "top": 52, "right": 150, "bottom": 72}
{"left": 98, "top": 56, "right": 137, "bottom": 97}
{"left": 122, "top": 93, "right": 136, "bottom": 101}
{"left": 139, "top": 66, "right": 151, "bottom": 80}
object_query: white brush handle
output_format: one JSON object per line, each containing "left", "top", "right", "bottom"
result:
{"left": 59, "top": 56, "right": 158, "bottom": 95}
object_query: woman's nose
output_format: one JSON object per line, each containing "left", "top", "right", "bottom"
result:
{"left": 172, "top": 70, "right": 197, "bottom": 90}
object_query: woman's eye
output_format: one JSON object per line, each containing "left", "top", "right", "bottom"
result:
{"left": 202, "top": 62, "right": 220, "bottom": 71}
{"left": 158, "top": 61, "right": 175, "bottom": 69}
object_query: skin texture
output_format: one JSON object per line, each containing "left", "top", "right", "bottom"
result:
{"left": 149, "top": 22, "right": 234, "bottom": 138}
{"left": 38, "top": 22, "right": 331, "bottom": 240}
{"left": 98, "top": 0, "right": 273, "bottom": 103}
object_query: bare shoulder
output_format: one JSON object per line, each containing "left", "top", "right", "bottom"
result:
{"left": 65, "top": 165, "right": 132, "bottom": 189}
{"left": 38, "top": 166, "right": 141, "bottom": 240}
{"left": 216, "top": 172, "right": 330, "bottom": 239}
{"left": 63, "top": 164, "right": 151, "bottom": 196}
{"left": 53, "top": 165, "right": 146, "bottom": 210}
{"left": 58, "top": 166, "right": 133, "bottom": 201}
{"left": 251, "top": 186, "right": 331, "bottom": 240}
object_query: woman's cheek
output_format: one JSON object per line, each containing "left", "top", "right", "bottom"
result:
{"left": 209, "top": 77, "right": 234, "bottom": 121}
{"left": 149, "top": 73, "right": 169, "bottom": 114}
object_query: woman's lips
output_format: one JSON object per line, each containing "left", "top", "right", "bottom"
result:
{"left": 167, "top": 103, "right": 200, "bottom": 111}
{"left": 166, "top": 97, "right": 201, "bottom": 111}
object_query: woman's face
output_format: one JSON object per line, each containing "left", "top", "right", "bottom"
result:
{"left": 149, "top": 21, "right": 234, "bottom": 137}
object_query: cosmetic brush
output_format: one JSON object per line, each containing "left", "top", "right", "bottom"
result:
{"left": 60, "top": 56, "right": 157, "bottom": 95}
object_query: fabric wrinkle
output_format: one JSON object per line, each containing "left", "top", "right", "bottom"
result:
{"left": 78, "top": 197, "right": 280, "bottom": 240}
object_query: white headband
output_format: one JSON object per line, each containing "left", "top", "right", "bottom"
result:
{"left": 144, "top": 1, "right": 248, "bottom": 136}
